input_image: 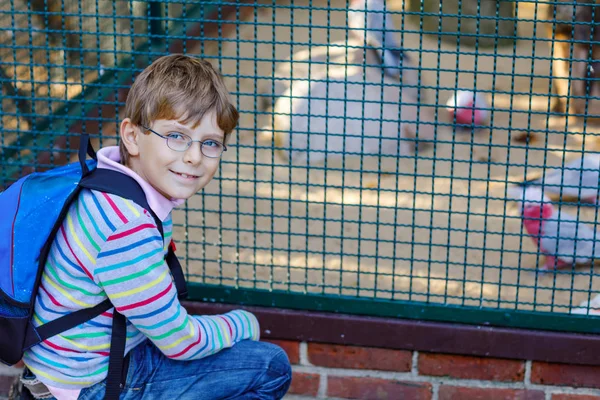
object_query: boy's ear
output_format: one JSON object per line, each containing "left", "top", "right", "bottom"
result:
{"left": 120, "top": 118, "right": 140, "bottom": 157}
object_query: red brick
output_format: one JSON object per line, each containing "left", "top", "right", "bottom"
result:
{"left": 308, "top": 343, "right": 412, "bottom": 372}
{"left": 327, "top": 376, "right": 432, "bottom": 400}
{"left": 439, "top": 386, "right": 545, "bottom": 400}
{"left": 552, "top": 395, "right": 600, "bottom": 400}
{"left": 419, "top": 353, "right": 525, "bottom": 382}
{"left": 262, "top": 339, "right": 300, "bottom": 364}
{"left": 288, "top": 372, "right": 319, "bottom": 396}
{"left": 531, "top": 362, "right": 600, "bottom": 389}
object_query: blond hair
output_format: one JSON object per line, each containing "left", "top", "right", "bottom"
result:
{"left": 120, "top": 54, "right": 239, "bottom": 165}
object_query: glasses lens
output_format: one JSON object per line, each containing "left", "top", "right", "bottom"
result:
{"left": 167, "top": 135, "right": 191, "bottom": 151}
{"left": 201, "top": 142, "right": 223, "bottom": 158}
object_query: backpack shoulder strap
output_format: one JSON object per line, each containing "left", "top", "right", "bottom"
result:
{"left": 79, "top": 168, "right": 187, "bottom": 298}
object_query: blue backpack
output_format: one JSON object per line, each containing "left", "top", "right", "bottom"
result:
{"left": 0, "top": 134, "right": 187, "bottom": 400}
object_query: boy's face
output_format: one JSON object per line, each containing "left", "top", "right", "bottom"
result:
{"left": 125, "top": 110, "right": 225, "bottom": 200}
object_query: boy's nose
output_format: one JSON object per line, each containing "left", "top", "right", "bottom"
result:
{"left": 183, "top": 142, "right": 203, "bottom": 164}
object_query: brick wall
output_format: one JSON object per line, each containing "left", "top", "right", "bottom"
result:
{"left": 3, "top": 341, "right": 600, "bottom": 400}
{"left": 263, "top": 340, "right": 600, "bottom": 400}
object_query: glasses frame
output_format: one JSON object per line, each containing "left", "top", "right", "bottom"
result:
{"left": 142, "top": 125, "right": 227, "bottom": 158}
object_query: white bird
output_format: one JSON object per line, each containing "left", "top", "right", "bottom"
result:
{"left": 508, "top": 185, "right": 600, "bottom": 270}
{"left": 260, "top": 0, "right": 432, "bottom": 164}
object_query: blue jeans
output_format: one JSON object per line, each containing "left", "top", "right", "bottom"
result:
{"left": 75, "top": 340, "right": 291, "bottom": 400}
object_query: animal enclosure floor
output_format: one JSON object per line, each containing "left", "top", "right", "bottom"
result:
{"left": 173, "top": 0, "right": 600, "bottom": 315}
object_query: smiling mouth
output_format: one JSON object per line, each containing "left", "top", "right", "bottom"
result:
{"left": 171, "top": 170, "right": 200, "bottom": 179}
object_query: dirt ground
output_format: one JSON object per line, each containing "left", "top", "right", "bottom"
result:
{"left": 171, "top": 0, "right": 600, "bottom": 315}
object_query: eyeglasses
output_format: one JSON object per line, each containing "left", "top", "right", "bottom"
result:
{"left": 142, "top": 126, "right": 227, "bottom": 158}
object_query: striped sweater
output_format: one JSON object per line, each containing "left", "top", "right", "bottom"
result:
{"left": 23, "top": 150, "right": 259, "bottom": 390}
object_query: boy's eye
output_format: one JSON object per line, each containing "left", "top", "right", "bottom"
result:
{"left": 167, "top": 132, "right": 187, "bottom": 141}
{"left": 203, "top": 140, "right": 220, "bottom": 148}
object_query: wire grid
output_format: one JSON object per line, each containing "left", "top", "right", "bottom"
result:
{"left": 1, "top": 0, "right": 600, "bottom": 332}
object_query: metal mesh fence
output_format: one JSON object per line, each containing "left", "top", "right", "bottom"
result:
{"left": 1, "top": 0, "right": 599, "bottom": 333}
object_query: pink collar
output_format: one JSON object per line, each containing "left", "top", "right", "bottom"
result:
{"left": 96, "top": 146, "right": 184, "bottom": 221}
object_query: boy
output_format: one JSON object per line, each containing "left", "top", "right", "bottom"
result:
{"left": 21, "top": 54, "right": 292, "bottom": 400}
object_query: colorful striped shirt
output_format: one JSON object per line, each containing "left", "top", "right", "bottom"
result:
{"left": 23, "top": 147, "right": 260, "bottom": 391}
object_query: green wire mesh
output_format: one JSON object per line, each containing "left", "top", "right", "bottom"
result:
{"left": 1, "top": 0, "right": 599, "bottom": 333}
